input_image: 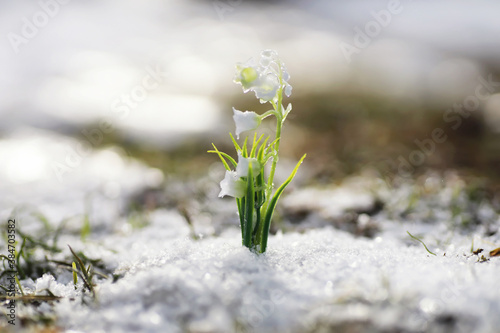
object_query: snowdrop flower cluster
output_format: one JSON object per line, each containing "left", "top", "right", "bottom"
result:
{"left": 210, "top": 50, "right": 305, "bottom": 253}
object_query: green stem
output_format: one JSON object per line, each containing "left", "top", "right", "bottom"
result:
{"left": 265, "top": 115, "right": 281, "bottom": 204}
{"left": 264, "top": 63, "right": 284, "bottom": 209}
{"left": 253, "top": 205, "right": 261, "bottom": 246}
{"left": 258, "top": 61, "right": 285, "bottom": 249}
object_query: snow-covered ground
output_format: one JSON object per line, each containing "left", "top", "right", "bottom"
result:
{"left": 1, "top": 132, "right": 499, "bottom": 332}
{"left": 51, "top": 223, "right": 500, "bottom": 333}
{"left": 3, "top": 202, "right": 500, "bottom": 332}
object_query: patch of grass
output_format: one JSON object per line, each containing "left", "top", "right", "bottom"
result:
{"left": 0, "top": 207, "right": 119, "bottom": 330}
{"left": 401, "top": 187, "right": 421, "bottom": 217}
{"left": 407, "top": 231, "right": 437, "bottom": 256}
{"left": 68, "top": 245, "right": 96, "bottom": 298}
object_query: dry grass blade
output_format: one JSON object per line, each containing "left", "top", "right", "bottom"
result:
{"left": 0, "top": 295, "right": 62, "bottom": 302}
{"left": 68, "top": 245, "right": 95, "bottom": 297}
{"left": 489, "top": 247, "right": 500, "bottom": 257}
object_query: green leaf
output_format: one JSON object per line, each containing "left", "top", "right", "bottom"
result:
{"left": 242, "top": 137, "right": 249, "bottom": 157}
{"left": 244, "top": 164, "right": 254, "bottom": 248}
{"left": 72, "top": 262, "right": 78, "bottom": 288}
{"left": 15, "top": 276, "right": 24, "bottom": 296}
{"left": 68, "top": 245, "right": 95, "bottom": 296}
{"left": 255, "top": 170, "right": 266, "bottom": 209}
{"left": 260, "top": 154, "right": 306, "bottom": 253}
{"left": 250, "top": 133, "right": 257, "bottom": 157}
{"left": 253, "top": 170, "right": 265, "bottom": 243}
{"left": 282, "top": 103, "right": 292, "bottom": 122}
{"left": 250, "top": 133, "right": 265, "bottom": 158}
{"left": 229, "top": 133, "right": 242, "bottom": 152}
{"left": 265, "top": 138, "right": 280, "bottom": 156}
{"left": 208, "top": 144, "right": 235, "bottom": 170}
{"left": 407, "top": 231, "right": 437, "bottom": 256}
{"left": 257, "top": 136, "right": 270, "bottom": 161}
{"left": 208, "top": 150, "right": 237, "bottom": 169}
{"left": 16, "top": 238, "right": 26, "bottom": 280}
{"left": 236, "top": 197, "right": 245, "bottom": 244}
{"left": 81, "top": 214, "right": 91, "bottom": 241}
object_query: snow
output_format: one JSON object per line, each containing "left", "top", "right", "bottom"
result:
{"left": 0, "top": 128, "right": 164, "bottom": 229}
{"left": 0, "top": 129, "right": 498, "bottom": 332}
{"left": 4, "top": 179, "right": 500, "bottom": 333}
{"left": 283, "top": 187, "right": 376, "bottom": 218}
{"left": 36, "top": 222, "right": 500, "bottom": 333}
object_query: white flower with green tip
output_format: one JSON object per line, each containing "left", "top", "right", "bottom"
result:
{"left": 236, "top": 153, "right": 261, "bottom": 178}
{"left": 233, "top": 108, "right": 261, "bottom": 139}
{"left": 254, "top": 74, "right": 280, "bottom": 102}
{"left": 219, "top": 171, "right": 246, "bottom": 198}
{"left": 234, "top": 60, "right": 260, "bottom": 92}
{"left": 234, "top": 50, "right": 286, "bottom": 102}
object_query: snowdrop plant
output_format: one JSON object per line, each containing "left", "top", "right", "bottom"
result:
{"left": 210, "top": 50, "right": 306, "bottom": 253}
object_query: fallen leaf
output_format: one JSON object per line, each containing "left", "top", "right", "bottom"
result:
{"left": 489, "top": 248, "right": 500, "bottom": 257}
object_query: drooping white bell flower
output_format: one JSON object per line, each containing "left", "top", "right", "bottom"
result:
{"left": 284, "top": 83, "right": 292, "bottom": 97}
{"left": 260, "top": 49, "right": 277, "bottom": 63}
{"left": 235, "top": 153, "right": 261, "bottom": 178}
{"left": 259, "top": 49, "right": 292, "bottom": 98}
{"left": 219, "top": 170, "right": 246, "bottom": 198}
{"left": 282, "top": 69, "right": 290, "bottom": 82}
{"left": 234, "top": 52, "right": 282, "bottom": 103}
{"left": 234, "top": 60, "right": 260, "bottom": 92}
{"left": 254, "top": 74, "right": 280, "bottom": 103}
{"left": 233, "top": 108, "right": 261, "bottom": 139}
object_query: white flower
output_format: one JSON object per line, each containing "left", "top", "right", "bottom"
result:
{"left": 219, "top": 171, "right": 246, "bottom": 198}
{"left": 260, "top": 49, "right": 278, "bottom": 67}
{"left": 234, "top": 60, "right": 260, "bottom": 92}
{"left": 254, "top": 74, "right": 280, "bottom": 103}
{"left": 236, "top": 153, "right": 261, "bottom": 178}
{"left": 233, "top": 108, "right": 261, "bottom": 139}
{"left": 260, "top": 49, "right": 292, "bottom": 98}
{"left": 234, "top": 52, "right": 281, "bottom": 102}
{"left": 261, "top": 49, "right": 277, "bottom": 59}
{"left": 282, "top": 69, "right": 290, "bottom": 82}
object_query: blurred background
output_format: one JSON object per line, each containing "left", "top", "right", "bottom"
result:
{"left": 1, "top": 0, "right": 500, "bottom": 218}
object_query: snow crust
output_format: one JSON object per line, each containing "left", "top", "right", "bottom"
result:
{"left": 0, "top": 130, "right": 498, "bottom": 332}
{"left": 38, "top": 217, "right": 500, "bottom": 332}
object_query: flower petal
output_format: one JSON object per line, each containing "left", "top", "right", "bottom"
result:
{"left": 219, "top": 171, "right": 246, "bottom": 198}
{"left": 233, "top": 108, "right": 261, "bottom": 139}
{"left": 236, "top": 153, "right": 261, "bottom": 178}
{"left": 253, "top": 75, "right": 280, "bottom": 102}
{"left": 234, "top": 50, "right": 289, "bottom": 103}
{"left": 234, "top": 59, "right": 260, "bottom": 91}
